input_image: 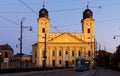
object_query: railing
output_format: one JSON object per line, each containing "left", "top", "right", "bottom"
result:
{"left": 0, "top": 62, "right": 35, "bottom": 69}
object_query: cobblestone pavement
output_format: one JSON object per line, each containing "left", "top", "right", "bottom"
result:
{"left": 93, "top": 69, "right": 120, "bottom": 76}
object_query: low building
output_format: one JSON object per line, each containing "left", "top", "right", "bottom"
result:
{"left": 14, "top": 53, "right": 32, "bottom": 62}
{"left": 0, "top": 44, "right": 32, "bottom": 69}
{"left": 0, "top": 44, "right": 14, "bottom": 63}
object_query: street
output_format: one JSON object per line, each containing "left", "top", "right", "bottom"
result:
{"left": 94, "top": 68, "right": 120, "bottom": 76}
{"left": 0, "top": 68, "right": 120, "bottom": 76}
{"left": 0, "top": 69, "right": 94, "bottom": 76}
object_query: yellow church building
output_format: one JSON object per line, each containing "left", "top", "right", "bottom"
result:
{"left": 32, "top": 5, "right": 95, "bottom": 68}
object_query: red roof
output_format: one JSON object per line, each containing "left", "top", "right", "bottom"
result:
{"left": 0, "top": 44, "right": 13, "bottom": 51}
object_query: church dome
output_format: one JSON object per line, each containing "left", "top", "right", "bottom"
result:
{"left": 83, "top": 8, "right": 93, "bottom": 19}
{"left": 39, "top": 6, "right": 48, "bottom": 18}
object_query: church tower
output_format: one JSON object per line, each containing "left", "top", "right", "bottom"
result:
{"left": 81, "top": 5, "right": 95, "bottom": 42}
{"left": 38, "top": 5, "right": 50, "bottom": 42}
{"left": 36, "top": 5, "right": 50, "bottom": 67}
{"left": 81, "top": 5, "right": 95, "bottom": 62}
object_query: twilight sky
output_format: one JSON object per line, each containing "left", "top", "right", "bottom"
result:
{"left": 0, "top": 0, "right": 120, "bottom": 54}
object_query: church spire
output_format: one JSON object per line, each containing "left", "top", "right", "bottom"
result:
{"left": 87, "top": 2, "right": 89, "bottom": 9}
{"left": 43, "top": 1, "right": 45, "bottom": 8}
{"left": 39, "top": 1, "right": 48, "bottom": 18}
{"left": 83, "top": 2, "right": 93, "bottom": 19}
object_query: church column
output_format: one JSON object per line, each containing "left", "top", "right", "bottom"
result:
{"left": 62, "top": 47, "right": 66, "bottom": 67}
{"left": 61, "top": 47, "right": 64, "bottom": 67}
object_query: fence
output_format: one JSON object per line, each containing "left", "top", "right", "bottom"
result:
{"left": 0, "top": 62, "right": 35, "bottom": 69}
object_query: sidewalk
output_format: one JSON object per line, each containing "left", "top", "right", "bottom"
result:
{"left": 93, "top": 69, "right": 120, "bottom": 76}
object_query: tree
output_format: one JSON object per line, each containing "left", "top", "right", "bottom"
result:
{"left": 95, "top": 50, "right": 111, "bottom": 69}
{"left": 112, "top": 45, "right": 120, "bottom": 69}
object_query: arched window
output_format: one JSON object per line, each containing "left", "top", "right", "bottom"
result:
{"left": 88, "top": 51, "right": 91, "bottom": 56}
{"left": 52, "top": 60, "right": 55, "bottom": 66}
{"left": 78, "top": 51, "right": 81, "bottom": 56}
{"left": 5, "top": 52, "right": 8, "bottom": 58}
{"left": 88, "top": 28, "right": 90, "bottom": 33}
{"left": 72, "top": 51, "right": 74, "bottom": 56}
{"left": 59, "top": 51, "right": 62, "bottom": 56}
{"left": 52, "top": 51, "right": 55, "bottom": 56}
{"left": 66, "top": 51, "right": 68, "bottom": 55}
{"left": 42, "top": 28, "right": 45, "bottom": 33}
{"left": 59, "top": 60, "right": 61, "bottom": 65}
{"left": 72, "top": 60, "right": 74, "bottom": 64}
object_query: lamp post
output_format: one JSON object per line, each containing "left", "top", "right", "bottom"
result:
{"left": 19, "top": 17, "right": 32, "bottom": 69}
{"left": 113, "top": 35, "right": 120, "bottom": 39}
{"left": 43, "top": 33, "right": 47, "bottom": 69}
{"left": 19, "top": 17, "right": 25, "bottom": 69}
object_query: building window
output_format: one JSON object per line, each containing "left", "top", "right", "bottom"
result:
{"left": 88, "top": 51, "right": 91, "bottom": 56}
{"left": 78, "top": 51, "right": 81, "bottom": 56}
{"left": 59, "top": 51, "right": 62, "bottom": 56}
{"left": 42, "top": 28, "right": 45, "bottom": 33}
{"left": 88, "top": 28, "right": 90, "bottom": 33}
{"left": 35, "top": 51, "right": 37, "bottom": 58}
{"left": 66, "top": 51, "right": 68, "bottom": 55}
{"left": 52, "top": 60, "right": 55, "bottom": 66}
{"left": 72, "top": 51, "right": 74, "bottom": 56}
{"left": 90, "top": 23, "right": 92, "bottom": 25}
{"left": 86, "top": 23, "right": 88, "bottom": 25}
{"left": 59, "top": 60, "right": 61, "bottom": 65}
{"left": 72, "top": 60, "right": 74, "bottom": 65}
{"left": 5, "top": 52, "right": 8, "bottom": 58}
{"left": 53, "top": 51, "right": 55, "bottom": 56}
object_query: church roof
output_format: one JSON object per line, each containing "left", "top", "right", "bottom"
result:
{"left": 48, "top": 32, "right": 85, "bottom": 43}
{"left": 83, "top": 5, "right": 93, "bottom": 19}
{"left": 39, "top": 5, "right": 48, "bottom": 18}
{"left": 0, "top": 44, "right": 14, "bottom": 51}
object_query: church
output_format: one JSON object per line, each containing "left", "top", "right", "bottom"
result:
{"left": 32, "top": 5, "right": 95, "bottom": 67}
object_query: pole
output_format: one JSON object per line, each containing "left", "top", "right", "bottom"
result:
{"left": 43, "top": 33, "right": 47, "bottom": 69}
{"left": 20, "top": 20, "right": 23, "bottom": 69}
{"left": 19, "top": 17, "right": 25, "bottom": 69}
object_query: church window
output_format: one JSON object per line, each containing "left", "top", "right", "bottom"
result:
{"left": 45, "top": 22, "right": 47, "bottom": 24}
{"left": 72, "top": 51, "right": 74, "bottom": 56}
{"left": 42, "top": 28, "right": 45, "bottom": 33}
{"left": 86, "top": 23, "right": 88, "bottom": 25}
{"left": 88, "top": 28, "right": 90, "bottom": 33}
{"left": 72, "top": 60, "right": 74, "bottom": 64}
{"left": 66, "top": 51, "right": 68, "bottom": 55}
{"left": 90, "top": 23, "right": 92, "bottom": 25}
{"left": 52, "top": 51, "right": 55, "bottom": 56}
{"left": 59, "top": 60, "right": 62, "bottom": 65}
{"left": 88, "top": 37, "right": 90, "bottom": 39}
{"left": 88, "top": 51, "right": 91, "bottom": 56}
{"left": 78, "top": 51, "right": 81, "bottom": 56}
{"left": 59, "top": 51, "right": 62, "bottom": 56}
{"left": 52, "top": 60, "right": 55, "bottom": 66}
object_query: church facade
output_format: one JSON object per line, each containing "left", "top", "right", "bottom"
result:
{"left": 32, "top": 5, "right": 95, "bottom": 67}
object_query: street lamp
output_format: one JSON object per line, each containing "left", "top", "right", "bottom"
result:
{"left": 113, "top": 35, "right": 120, "bottom": 39}
{"left": 19, "top": 17, "right": 25, "bottom": 69}
{"left": 43, "top": 33, "right": 47, "bottom": 69}
{"left": 19, "top": 17, "right": 32, "bottom": 69}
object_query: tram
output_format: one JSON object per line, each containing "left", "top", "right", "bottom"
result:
{"left": 75, "top": 56, "right": 89, "bottom": 71}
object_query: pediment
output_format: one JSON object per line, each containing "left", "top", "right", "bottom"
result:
{"left": 48, "top": 33, "right": 83, "bottom": 43}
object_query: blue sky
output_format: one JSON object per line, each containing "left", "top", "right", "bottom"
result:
{"left": 0, "top": 0, "right": 120, "bottom": 54}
